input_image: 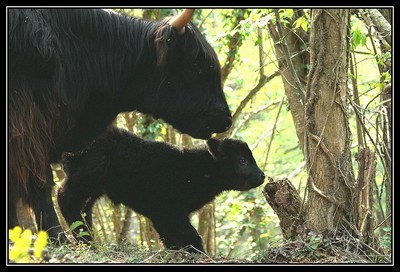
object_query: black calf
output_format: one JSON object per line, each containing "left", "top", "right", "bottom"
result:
{"left": 57, "top": 127, "right": 265, "bottom": 252}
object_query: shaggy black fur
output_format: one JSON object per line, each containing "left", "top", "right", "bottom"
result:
{"left": 8, "top": 8, "right": 231, "bottom": 241}
{"left": 57, "top": 127, "right": 265, "bottom": 252}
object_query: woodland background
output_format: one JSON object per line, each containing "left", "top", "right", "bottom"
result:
{"left": 13, "top": 8, "right": 392, "bottom": 264}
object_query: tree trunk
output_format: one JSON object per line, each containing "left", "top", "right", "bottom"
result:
{"left": 355, "top": 148, "right": 376, "bottom": 243}
{"left": 117, "top": 207, "right": 133, "bottom": 244}
{"left": 378, "top": 9, "right": 392, "bottom": 25}
{"left": 197, "top": 202, "right": 216, "bottom": 255}
{"left": 304, "top": 9, "right": 356, "bottom": 232}
{"left": 112, "top": 203, "right": 122, "bottom": 243}
{"left": 138, "top": 214, "right": 163, "bottom": 250}
{"left": 366, "top": 9, "right": 391, "bottom": 46}
{"left": 267, "top": 9, "right": 309, "bottom": 153}
{"left": 382, "top": 83, "right": 391, "bottom": 223}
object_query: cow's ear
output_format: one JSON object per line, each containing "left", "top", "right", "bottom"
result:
{"left": 207, "top": 138, "right": 223, "bottom": 160}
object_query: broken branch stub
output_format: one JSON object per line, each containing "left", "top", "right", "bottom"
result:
{"left": 263, "top": 177, "right": 305, "bottom": 239}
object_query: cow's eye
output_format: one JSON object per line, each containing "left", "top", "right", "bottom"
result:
{"left": 238, "top": 158, "right": 247, "bottom": 166}
{"left": 192, "top": 63, "right": 202, "bottom": 75}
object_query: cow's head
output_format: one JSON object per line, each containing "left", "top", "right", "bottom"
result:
{"left": 139, "top": 9, "right": 232, "bottom": 139}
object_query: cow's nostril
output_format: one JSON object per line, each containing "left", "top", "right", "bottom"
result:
{"left": 261, "top": 173, "right": 266, "bottom": 180}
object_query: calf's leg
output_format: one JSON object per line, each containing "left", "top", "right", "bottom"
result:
{"left": 151, "top": 215, "right": 204, "bottom": 253}
{"left": 57, "top": 175, "right": 100, "bottom": 243}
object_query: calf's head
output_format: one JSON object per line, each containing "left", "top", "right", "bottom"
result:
{"left": 207, "top": 138, "right": 265, "bottom": 191}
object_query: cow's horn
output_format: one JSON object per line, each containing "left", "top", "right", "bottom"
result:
{"left": 169, "top": 9, "right": 195, "bottom": 35}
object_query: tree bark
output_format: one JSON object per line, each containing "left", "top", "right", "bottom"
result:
{"left": 197, "top": 202, "right": 216, "bottom": 255}
{"left": 117, "top": 207, "right": 133, "bottom": 244}
{"left": 366, "top": 9, "right": 391, "bottom": 46}
{"left": 263, "top": 177, "right": 305, "bottom": 239}
{"left": 138, "top": 214, "right": 162, "bottom": 250}
{"left": 304, "top": 9, "right": 356, "bottom": 232}
{"left": 378, "top": 9, "right": 392, "bottom": 25}
{"left": 382, "top": 84, "right": 391, "bottom": 223}
{"left": 112, "top": 203, "right": 122, "bottom": 243}
{"left": 355, "top": 148, "right": 376, "bottom": 243}
{"left": 267, "top": 9, "right": 309, "bottom": 153}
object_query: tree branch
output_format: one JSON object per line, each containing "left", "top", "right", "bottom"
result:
{"left": 198, "top": 9, "right": 214, "bottom": 30}
{"left": 366, "top": 9, "right": 391, "bottom": 46}
{"left": 230, "top": 100, "right": 282, "bottom": 138}
{"left": 348, "top": 98, "right": 391, "bottom": 182}
{"left": 349, "top": 51, "right": 366, "bottom": 150}
{"left": 232, "top": 71, "right": 280, "bottom": 123}
{"left": 216, "top": 70, "right": 280, "bottom": 139}
{"left": 262, "top": 98, "right": 285, "bottom": 169}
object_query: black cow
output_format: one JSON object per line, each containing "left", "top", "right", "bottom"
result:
{"left": 8, "top": 8, "right": 232, "bottom": 242}
{"left": 57, "top": 127, "right": 265, "bottom": 252}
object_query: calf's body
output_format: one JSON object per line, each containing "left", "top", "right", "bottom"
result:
{"left": 57, "top": 127, "right": 265, "bottom": 252}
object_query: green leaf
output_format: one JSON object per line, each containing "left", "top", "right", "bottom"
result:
{"left": 280, "top": 9, "right": 294, "bottom": 20}
{"left": 382, "top": 227, "right": 391, "bottom": 233}
{"left": 308, "top": 236, "right": 322, "bottom": 250}
{"left": 77, "top": 231, "right": 90, "bottom": 238}
{"left": 352, "top": 29, "right": 361, "bottom": 47}
{"left": 70, "top": 221, "right": 85, "bottom": 231}
{"left": 293, "top": 16, "right": 308, "bottom": 32}
{"left": 360, "top": 33, "right": 367, "bottom": 46}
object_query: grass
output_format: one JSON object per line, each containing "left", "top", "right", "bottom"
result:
{"left": 38, "top": 242, "right": 252, "bottom": 264}
{"left": 258, "top": 231, "right": 392, "bottom": 264}
{"left": 8, "top": 228, "right": 392, "bottom": 265}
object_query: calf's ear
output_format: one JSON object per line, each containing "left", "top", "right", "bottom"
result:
{"left": 206, "top": 138, "right": 223, "bottom": 160}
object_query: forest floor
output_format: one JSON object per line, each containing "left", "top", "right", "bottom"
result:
{"left": 9, "top": 231, "right": 391, "bottom": 265}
